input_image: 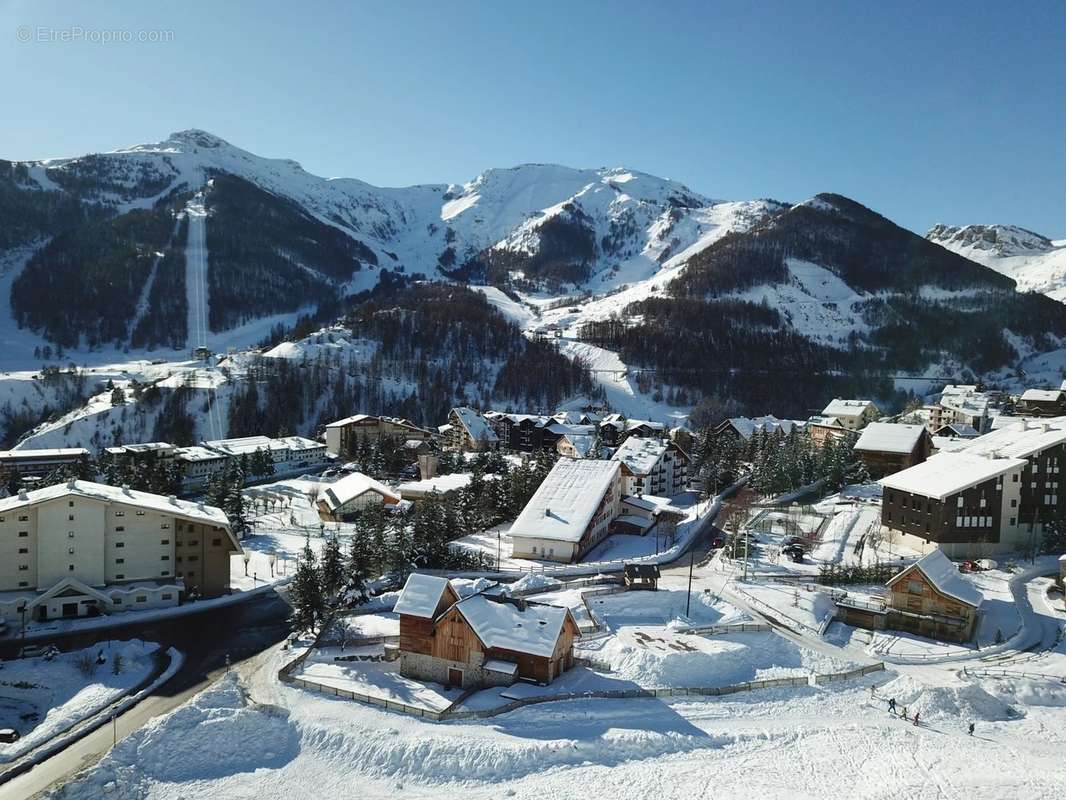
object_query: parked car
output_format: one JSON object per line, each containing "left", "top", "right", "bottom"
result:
{"left": 782, "top": 544, "right": 806, "bottom": 562}
{"left": 0, "top": 729, "right": 19, "bottom": 743}
{"left": 19, "top": 644, "right": 58, "bottom": 661}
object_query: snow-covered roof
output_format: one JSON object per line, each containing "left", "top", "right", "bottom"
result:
{"left": 953, "top": 416, "right": 1066, "bottom": 460}
{"left": 104, "top": 442, "right": 176, "bottom": 455}
{"left": 174, "top": 445, "right": 227, "bottom": 462}
{"left": 0, "top": 448, "right": 89, "bottom": 459}
{"left": 807, "top": 415, "right": 843, "bottom": 427}
{"left": 934, "top": 423, "right": 980, "bottom": 437}
{"left": 611, "top": 436, "right": 668, "bottom": 475}
{"left": 394, "top": 573, "right": 454, "bottom": 618}
{"left": 560, "top": 433, "right": 598, "bottom": 458}
{"left": 880, "top": 452, "right": 1026, "bottom": 500}
{"left": 723, "top": 415, "right": 804, "bottom": 440}
{"left": 822, "top": 399, "right": 875, "bottom": 418}
{"left": 273, "top": 435, "right": 325, "bottom": 451}
{"left": 854, "top": 423, "right": 927, "bottom": 454}
{"left": 0, "top": 480, "right": 230, "bottom": 529}
{"left": 317, "top": 472, "right": 399, "bottom": 511}
{"left": 451, "top": 407, "right": 499, "bottom": 442}
{"left": 455, "top": 594, "right": 572, "bottom": 658}
{"left": 508, "top": 458, "right": 620, "bottom": 543}
{"left": 1020, "top": 389, "right": 1065, "bottom": 402}
{"left": 483, "top": 658, "right": 519, "bottom": 675}
{"left": 397, "top": 472, "right": 494, "bottom": 497}
{"left": 204, "top": 435, "right": 280, "bottom": 456}
{"left": 324, "top": 413, "right": 371, "bottom": 428}
{"left": 889, "top": 550, "right": 983, "bottom": 608}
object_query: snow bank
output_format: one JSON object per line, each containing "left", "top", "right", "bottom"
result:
{"left": 506, "top": 573, "right": 562, "bottom": 594}
{"left": 879, "top": 674, "right": 1014, "bottom": 722}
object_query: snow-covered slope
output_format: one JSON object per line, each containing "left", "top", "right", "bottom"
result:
{"left": 927, "top": 224, "right": 1066, "bottom": 301}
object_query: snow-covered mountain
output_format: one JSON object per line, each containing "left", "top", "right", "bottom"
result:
{"left": 927, "top": 223, "right": 1066, "bottom": 300}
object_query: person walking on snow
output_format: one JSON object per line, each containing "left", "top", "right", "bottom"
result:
{"left": 968, "top": 722, "right": 975, "bottom": 736}
{"left": 913, "top": 712, "right": 920, "bottom": 727}
{"left": 901, "top": 707, "right": 908, "bottom": 720}
{"left": 888, "top": 698, "right": 896, "bottom": 714}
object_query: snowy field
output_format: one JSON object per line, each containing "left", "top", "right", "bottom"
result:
{"left": 49, "top": 651, "right": 1066, "bottom": 799}
{"left": 0, "top": 640, "right": 158, "bottom": 764}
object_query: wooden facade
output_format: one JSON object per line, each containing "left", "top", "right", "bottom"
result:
{"left": 885, "top": 565, "right": 979, "bottom": 642}
{"left": 882, "top": 476, "right": 1006, "bottom": 547}
{"left": 397, "top": 582, "right": 461, "bottom": 656}
{"left": 855, "top": 430, "right": 932, "bottom": 479}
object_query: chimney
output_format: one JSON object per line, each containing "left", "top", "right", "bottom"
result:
{"left": 544, "top": 506, "right": 551, "bottom": 518}
{"left": 18, "top": 488, "right": 28, "bottom": 501}
{"left": 121, "top": 483, "right": 131, "bottom": 494}
{"left": 67, "top": 477, "right": 76, "bottom": 489}
{"left": 1042, "top": 422, "right": 1050, "bottom": 433}
{"left": 168, "top": 494, "right": 178, "bottom": 504}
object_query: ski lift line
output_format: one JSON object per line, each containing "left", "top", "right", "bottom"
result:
{"left": 583, "top": 366, "right": 963, "bottom": 382}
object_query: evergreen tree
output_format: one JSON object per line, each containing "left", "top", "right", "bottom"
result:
{"left": 290, "top": 537, "right": 326, "bottom": 633}
{"left": 320, "top": 533, "right": 345, "bottom": 603}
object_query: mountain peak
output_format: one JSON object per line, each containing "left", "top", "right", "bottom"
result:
{"left": 165, "top": 129, "right": 231, "bottom": 149}
{"left": 927, "top": 223, "right": 1053, "bottom": 257}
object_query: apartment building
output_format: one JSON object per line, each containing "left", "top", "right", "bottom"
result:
{"left": 324, "top": 414, "right": 434, "bottom": 456}
{"left": 0, "top": 480, "right": 237, "bottom": 625}
{"left": 610, "top": 437, "right": 689, "bottom": 497}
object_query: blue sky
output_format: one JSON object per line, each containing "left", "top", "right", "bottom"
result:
{"left": 2, "top": 0, "right": 1063, "bottom": 234}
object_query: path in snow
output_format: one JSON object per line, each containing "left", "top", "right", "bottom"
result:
{"left": 184, "top": 196, "right": 210, "bottom": 352}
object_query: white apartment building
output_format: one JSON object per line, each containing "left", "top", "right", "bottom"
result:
{"left": 610, "top": 437, "right": 689, "bottom": 497}
{"left": 0, "top": 480, "right": 238, "bottom": 626}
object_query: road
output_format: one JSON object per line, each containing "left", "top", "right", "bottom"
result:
{"left": 0, "top": 590, "right": 292, "bottom": 800}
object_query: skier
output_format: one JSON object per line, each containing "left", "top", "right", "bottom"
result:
{"left": 888, "top": 698, "right": 896, "bottom": 714}
{"left": 913, "top": 711, "right": 920, "bottom": 727}
{"left": 901, "top": 706, "right": 908, "bottom": 720}
{"left": 968, "top": 722, "right": 975, "bottom": 736}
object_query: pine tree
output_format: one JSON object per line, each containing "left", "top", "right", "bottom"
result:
{"left": 320, "top": 533, "right": 345, "bottom": 603}
{"left": 290, "top": 537, "right": 326, "bottom": 633}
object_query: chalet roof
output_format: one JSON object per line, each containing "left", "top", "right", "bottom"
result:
{"left": 1020, "top": 389, "right": 1065, "bottom": 402}
{"left": 324, "top": 413, "right": 372, "bottom": 428}
{"left": 880, "top": 452, "right": 1026, "bottom": 501}
{"left": 934, "top": 423, "right": 980, "bottom": 438}
{"left": 508, "top": 458, "right": 620, "bottom": 543}
{"left": 203, "top": 435, "right": 279, "bottom": 456}
{"left": 317, "top": 472, "right": 399, "bottom": 511}
{"left": 854, "top": 423, "right": 927, "bottom": 454}
{"left": 888, "top": 550, "right": 983, "bottom": 608}
{"left": 394, "top": 573, "right": 453, "bottom": 618}
{"left": 611, "top": 436, "right": 668, "bottom": 475}
{"left": 451, "top": 407, "right": 499, "bottom": 442}
{"left": 454, "top": 594, "right": 571, "bottom": 658}
{"left": 807, "top": 415, "right": 843, "bottom": 428}
{"left": 822, "top": 399, "right": 876, "bottom": 418}
{"left": 721, "top": 415, "right": 804, "bottom": 440}
{"left": 560, "top": 433, "right": 598, "bottom": 458}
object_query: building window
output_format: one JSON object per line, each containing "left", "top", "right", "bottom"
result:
{"left": 161, "top": 555, "right": 170, "bottom": 561}
{"left": 116, "top": 574, "right": 124, "bottom": 579}
{"left": 18, "top": 581, "right": 28, "bottom": 588}
{"left": 188, "top": 555, "right": 199, "bottom": 562}
{"left": 907, "top": 580, "right": 923, "bottom": 595}
{"left": 161, "top": 539, "right": 169, "bottom": 545}
{"left": 18, "top": 531, "right": 27, "bottom": 537}
{"left": 17, "top": 546, "right": 27, "bottom": 554}
{"left": 68, "top": 500, "right": 74, "bottom": 507}
{"left": 18, "top": 564, "right": 28, "bottom": 571}
{"left": 979, "top": 498, "right": 986, "bottom": 508}
{"left": 1010, "top": 517, "right": 1017, "bottom": 526}
{"left": 113, "top": 597, "right": 122, "bottom": 604}
{"left": 116, "top": 558, "right": 124, "bottom": 564}
{"left": 137, "top": 511, "right": 145, "bottom": 516}
{"left": 162, "top": 593, "right": 173, "bottom": 600}
{"left": 136, "top": 596, "right": 147, "bottom": 603}
{"left": 957, "top": 497, "right": 964, "bottom": 508}
{"left": 161, "top": 523, "right": 170, "bottom": 530}
{"left": 1011, "top": 499, "right": 1017, "bottom": 508}
{"left": 188, "top": 539, "right": 198, "bottom": 546}
{"left": 115, "top": 542, "right": 124, "bottom": 548}
{"left": 68, "top": 531, "right": 74, "bottom": 538}
{"left": 1013, "top": 474, "right": 1019, "bottom": 482}
{"left": 67, "top": 514, "right": 74, "bottom": 521}
{"left": 115, "top": 511, "right": 124, "bottom": 517}
{"left": 68, "top": 564, "right": 74, "bottom": 571}
{"left": 161, "top": 571, "right": 170, "bottom": 577}
{"left": 212, "top": 538, "right": 221, "bottom": 546}
{"left": 67, "top": 547, "right": 74, "bottom": 555}
{"left": 18, "top": 515, "right": 28, "bottom": 522}
{"left": 115, "top": 526, "right": 125, "bottom": 532}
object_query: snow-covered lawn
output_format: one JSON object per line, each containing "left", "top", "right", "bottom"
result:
{"left": 0, "top": 639, "right": 158, "bottom": 763}
{"left": 293, "top": 652, "right": 462, "bottom": 712}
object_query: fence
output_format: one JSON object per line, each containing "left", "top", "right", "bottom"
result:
{"left": 961, "top": 666, "right": 1066, "bottom": 683}
{"left": 279, "top": 644, "right": 886, "bottom": 723}
{"left": 675, "top": 622, "right": 772, "bottom": 636}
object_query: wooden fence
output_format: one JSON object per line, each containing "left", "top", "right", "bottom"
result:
{"left": 278, "top": 648, "right": 886, "bottom": 723}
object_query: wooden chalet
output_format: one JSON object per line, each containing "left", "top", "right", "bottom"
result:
{"left": 395, "top": 573, "right": 579, "bottom": 689}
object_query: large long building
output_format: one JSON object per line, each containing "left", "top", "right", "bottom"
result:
{"left": 0, "top": 480, "right": 239, "bottom": 626}
{"left": 880, "top": 416, "right": 1066, "bottom": 557}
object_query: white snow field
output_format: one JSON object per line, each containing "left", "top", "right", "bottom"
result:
{"left": 48, "top": 640, "right": 1066, "bottom": 800}
{"left": 0, "top": 640, "right": 158, "bottom": 764}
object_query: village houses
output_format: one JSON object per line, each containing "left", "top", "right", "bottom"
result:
{"left": 853, "top": 422, "right": 932, "bottom": 479}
